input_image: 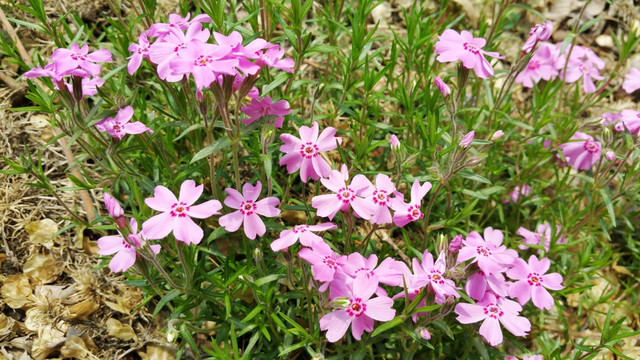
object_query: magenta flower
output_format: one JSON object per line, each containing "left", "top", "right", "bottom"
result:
{"left": 435, "top": 29, "right": 504, "bottom": 79}
{"left": 434, "top": 76, "right": 450, "bottom": 97}
{"left": 62, "top": 76, "right": 104, "bottom": 97}
{"left": 98, "top": 218, "right": 160, "bottom": 273}
{"left": 213, "top": 31, "right": 268, "bottom": 75}
{"left": 279, "top": 122, "right": 342, "bottom": 182}
{"left": 142, "top": 180, "right": 222, "bottom": 245}
{"left": 522, "top": 20, "right": 553, "bottom": 53}
{"left": 395, "top": 250, "right": 459, "bottom": 306}
{"left": 390, "top": 180, "right": 432, "bottom": 227}
{"left": 298, "top": 239, "right": 344, "bottom": 284}
{"left": 504, "top": 184, "right": 531, "bottom": 204}
{"left": 515, "top": 43, "right": 559, "bottom": 87}
{"left": 516, "top": 222, "right": 565, "bottom": 252}
{"left": 618, "top": 109, "right": 640, "bottom": 135}
{"left": 23, "top": 63, "right": 64, "bottom": 83}
{"left": 465, "top": 270, "right": 509, "bottom": 300}
{"left": 170, "top": 43, "right": 238, "bottom": 91}
{"left": 341, "top": 253, "right": 403, "bottom": 287}
{"left": 95, "top": 106, "right": 153, "bottom": 140}
{"left": 449, "top": 234, "right": 463, "bottom": 253}
{"left": 459, "top": 130, "right": 475, "bottom": 147}
{"left": 506, "top": 255, "right": 564, "bottom": 310}
{"left": 149, "top": 22, "right": 211, "bottom": 81}
{"left": 456, "top": 227, "right": 518, "bottom": 275}
{"left": 389, "top": 134, "right": 400, "bottom": 149}
{"left": 218, "top": 181, "right": 280, "bottom": 240}
{"left": 256, "top": 44, "right": 295, "bottom": 73}
{"left": 312, "top": 165, "right": 376, "bottom": 220}
{"left": 149, "top": 13, "right": 212, "bottom": 39}
{"left": 357, "top": 174, "right": 398, "bottom": 225}
{"left": 319, "top": 274, "right": 395, "bottom": 342}
{"left": 241, "top": 97, "right": 292, "bottom": 128}
{"left": 455, "top": 292, "right": 531, "bottom": 346}
{"left": 103, "top": 193, "right": 126, "bottom": 228}
{"left": 50, "top": 43, "right": 112, "bottom": 77}
{"left": 622, "top": 68, "right": 640, "bottom": 94}
{"left": 270, "top": 222, "right": 336, "bottom": 252}
{"left": 557, "top": 45, "right": 604, "bottom": 93}
{"left": 127, "top": 32, "right": 151, "bottom": 75}
{"left": 605, "top": 151, "right": 615, "bottom": 161}
{"left": 559, "top": 132, "right": 602, "bottom": 170}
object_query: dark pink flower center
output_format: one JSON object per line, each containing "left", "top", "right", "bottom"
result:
{"left": 428, "top": 271, "right": 445, "bottom": 285}
{"left": 113, "top": 122, "right": 122, "bottom": 132}
{"left": 527, "top": 272, "right": 544, "bottom": 287}
{"left": 406, "top": 205, "right": 423, "bottom": 221}
{"left": 583, "top": 140, "right": 600, "bottom": 153}
{"left": 578, "top": 64, "right": 589, "bottom": 74}
{"left": 528, "top": 60, "right": 540, "bottom": 70}
{"left": 483, "top": 303, "right": 504, "bottom": 319}
{"left": 71, "top": 53, "right": 87, "bottom": 61}
{"left": 121, "top": 239, "right": 132, "bottom": 249}
{"left": 476, "top": 246, "right": 492, "bottom": 257}
{"left": 463, "top": 42, "right": 480, "bottom": 55}
{"left": 336, "top": 187, "right": 355, "bottom": 203}
{"left": 170, "top": 202, "right": 190, "bottom": 217}
{"left": 194, "top": 55, "right": 212, "bottom": 67}
{"left": 292, "top": 225, "right": 309, "bottom": 233}
{"left": 299, "top": 142, "right": 319, "bottom": 159}
{"left": 346, "top": 297, "right": 366, "bottom": 317}
{"left": 323, "top": 256, "right": 337, "bottom": 269}
{"left": 173, "top": 43, "right": 187, "bottom": 53}
{"left": 372, "top": 190, "right": 389, "bottom": 206}
{"left": 354, "top": 267, "right": 375, "bottom": 278}
{"left": 239, "top": 200, "right": 257, "bottom": 216}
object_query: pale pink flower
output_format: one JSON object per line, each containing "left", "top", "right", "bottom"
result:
{"left": 390, "top": 180, "right": 432, "bottom": 227}
{"left": 618, "top": 109, "right": 640, "bottom": 135}
{"left": 142, "top": 180, "right": 222, "bottom": 245}
{"left": 357, "top": 174, "right": 398, "bottom": 225}
{"left": 127, "top": 32, "right": 152, "bottom": 75}
{"left": 60, "top": 76, "right": 104, "bottom": 97}
{"left": 622, "top": 68, "right": 640, "bottom": 94}
{"left": 23, "top": 63, "right": 64, "bottom": 83}
{"left": 455, "top": 292, "right": 531, "bottom": 346}
{"left": 556, "top": 45, "right": 604, "bottom": 93}
{"left": 241, "top": 97, "right": 291, "bottom": 128}
{"left": 465, "top": 270, "right": 509, "bottom": 300}
{"left": 434, "top": 76, "right": 450, "bottom": 97}
{"left": 170, "top": 43, "right": 238, "bottom": 91}
{"left": 103, "top": 193, "right": 126, "bottom": 228}
{"left": 256, "top": 44, "right": 295, "bottom": 73}
{"left": 95, "top": 106, "right": 153, "bottom": 140}
{"left": 435, "top": 29, "right": 504, "bottom": 79}
{"left": 149, "top": 22, "right": 211, "bottom": 81}
{"left": 516, "top": 222, "right": 565, "bottom": 252}
{"left": 559, "top": 132, "right": 602, "bottom": 170}
{"left": 449, "top": 234, "right": 463, "bottom": 253}
{"left": 506, "top": 255, "right": 564, "bottom": 310}
{"left": 319, "top": 273, "right": 395, "bottom": 342}
{"left": 389, "top": 134, "right": 400, "bottom": 149}
{"left": 148, "top": 13, "right": 212, "bottom": 39}
{"left": 50, "top": 43, "right": 112, "bottom": 76}
{"left": 507, "top": 355, "right": 542, "bottom": 360}
{"left": 98, "top": 218, "right": 160, "bottom": 273}
{"left": 298, "top": 239, "right": 343, "bottom": 283}
{"left": 601, "top": 111, "right": 622, "bottom": 127}
{"left": 218, "top": 181, "right": 280, "bottom": 240}
{"left": 279, "top": 122, "right": 342, "bottom": 182}
{"left": 213, "top": 31, "right": 268, "bottom": 75}
{"left": 460, "top": 130, "right": 475, "bottom": 147}
{"left": 270, "top": 222, "right": 336, "bottom": 251}
{"left": 341, "top": 253, "right": 404, "bottom": 287}
{"left": 606, "top": 151, "right": 615, "bottom": 161}
{"left": 419, "top": 328, "right": 431, "bottom": 340}
{"left": 504, "top": 184, "right": 531, "bottom": 204}
{"left": 394, "top": 250, "right": 459, "bottom": 307}
{"left": 312, "top": 165, "right": 376, "bottom": 220}
{"left": 522, "top": 20, "right": 553, "bottom": 53}
{"left": 456, "top": 227, "right": 518, "bottom": 275}
{"left": 515, "top": 43, "right": 559, "bottom": 87}
{"left": 491, "top": 130, "right": 504, "bottom": 140}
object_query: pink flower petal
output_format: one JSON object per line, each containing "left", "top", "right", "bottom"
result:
{"left": 479, "top": 316, "right": 503, "bottom": 346}
{"left": 187, "top": 199, "right": 222, "bottom": 218}
{"left": 173, "top": 216, "right": 204, "bottom": 245}
{"left": 319, "top": 310, "right": 351, "bottom": 343}
{"left": 145, "top": 185, "right": 178, "bottom": 211}
{"left": 218, "top": 210, "right": 244, "bottom": 233}
{"left": 365, "top": 297, "right": 395, "bottom": 321}
{"left": 243, "top": 213, "right": 266, "bottom": 239}
{"left": 142, "top": 212, "right": 175, "bottom": 240}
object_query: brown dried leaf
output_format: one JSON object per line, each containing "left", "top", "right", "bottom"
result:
{"left": 25, "top": 219, "right": 58, "bottom": 249}
{"left": 0, "top": 274, "right": 32, "bottom": 309}
{"left": 60, "top": 335, "right": 90, "bottom": 359}
{"left": 0, "top": 313, "right": 16, "bottom": 341}
{"left": 139, "top": 344, "right": 177, "bottom": 360}
{"left": 65, "top": 300, "right": 99, "bottom": 320}
{"left": 23, "top": 254, "right": 62, "bottom": 284}
{"left": 106, "top": 318, "right": 137, "bottom": 341}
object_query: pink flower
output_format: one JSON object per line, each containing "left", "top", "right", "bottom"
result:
{"left": 50, "top": 43, "right": 112, "bottom": 77}
{"left": 390, "top": 180, "right": 432, "bottom": 227}
{"left": 504, "top": 184, "right": 531, "bottom": 204}
{"left": 465, "top": 270, "right": 509, "bottom": 300}
{"left": 241, "top": 97, "right": 292, "bottom": 128}
{"left": 456, "top": 227, "right": 518, "bottom": 275}
{"left": 23, "top": 63, "right": 67, "bottom": 83}
{"left": 507, "top": 355, "right": 542, "bottom": 360}
{"left": 557, "top": 45, "right": 604, "bottom": 93}
{"left": 515, "top": 43, "right": 559, "bottom": 88}
{"left": 559, "top": 132, "right": 601, "bottom": 170}
{"left": 270, "top": 222, "right": 336, "bottom": 251}
{"left": 213, "top": 31, "right": 268, "bottom": 75}
{"left": 522, "top": 21, "right": 553, "bottom": 53}
{"left": 279, "top": 122, "right": 342, "bottom": 182}
{"left": 491, "top": 130, "right": 504, "bottom": 140}
{"left": 218, "top": 181, "right": 280, "bottom": 240}
{"left": 59, "top": 76, "right": 104, "bottom": 97}
{"left": 149, "top": 22, "right": 211, "bottom": 81}
{"left": 455, "top": 292, "right": 531, "bottom": 346}
{"left": 394, "top": 250, "right": 459, "bottom": 307}
{"left": 606, "top": 151, "right": 615, "bottom": 161}
{"left": 449, "top": 234, "right": 463, "bottom": 253}
{"left": 142, "top": 180, "right": 222, "bottom": 245}
{"left": 341, "top": 253, "right": 403, "bottom": 287}
{"left": 312, "top": 165, "right": 376, "bottom": 220}
{"left": 98, "top": 218, "right": 160, "bottom": 272}
{"left": 459, "top": 130, "right": 475, "bottom": 147}
{"left": 435, "top": 29, "right": 504, "bottom": 79}
{"left": 389, "top": 134, "right": 400, "bottom": 149}
{"left": 357, "top": 174, "right": 398, "bottom": 225}
{"left": 506, "top": 255, "right": 564, "bottom": 310}
{"left": 256, "top": 44, "right": 295, "bottom": 73}
{"left": 298, "top": 239, "right": 343, "bottom": 284}
{"left": 319, "top": 273, "right": 395, "bottom": 342}
{"left": 170, "top": 43, "right": 238, "bottom": 91}
{"left": 148, "top": 13, "right": 212, "bottom": 39}
{"left": 95, "top": 106, "right": 153, "bottom": 140}
{"left": 622, "top": 68, "right": 640, "bottom": 94}
{"left": 419, "top": 328, "right": 431, "bottom": 340}
{"left": 618, "top": 109, "right": 640, "bottom": 135}
{"left": 103, "top": 193, "right": 126, "bottom": 228}
{"left": 127, "top": 32, "right": 151, "bottom": 75}
{"left": 434, "top": 76, "right": 450, "bottom": 97}
{"left": 516, "top": 222, "right": 565, "bottom": 252}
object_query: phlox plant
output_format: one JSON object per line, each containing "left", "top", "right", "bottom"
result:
{"left": 4, "top": 0, "right": 640, "bottom": 359}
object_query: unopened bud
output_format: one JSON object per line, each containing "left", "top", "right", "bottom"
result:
{"left": 449, "top": 234, "right": 463, "bottom": 254}
{"left": 434, "top": 77, "right": 450, "bottom": 97}
{"left": 490, "top": 130, "right": 504, "bottom": 140}
{"left": 418, "top": 328, "right": 431, "bottom": 340}
{"left": 606, "top": 150, "right": 615, "bottom": 161}
{"left": 602, "top": 126, "right": 613, "bottom": 145}
{"left": 436, "top": 234, "right": 448, "bottom": 254}
{"left": 311, "top": 355, "right": 325, "bottom": 360}
{"left": 459, "top": 131, "right": 475, "bottom": 148}
{"left": 389, "top": 134, "right": 400, "bottom": 149}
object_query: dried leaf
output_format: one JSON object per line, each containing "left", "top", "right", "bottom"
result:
{"left": 23, "top": 254, "right": 61, "bottom": 284}
{"left": 66, "top": 300, "right": 99, "bottom": 320}
{"left": 60, "top": 335, "right": 90, "bottom": 359}
{"left": 139, "top": 344, "right": 177, "bottom": 360}
{"left": 0, "top": 274, "right": 32, "bottom": 309}
{"left": 25, "top": 219, "right": 58, "bottom": 249}
{"left": 106, "top": 318, "right": 137, "bottom": 341}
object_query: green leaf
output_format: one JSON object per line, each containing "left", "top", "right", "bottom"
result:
{"left": 598, "top": 188, "right": 617, "bottom": 228}
{"left": 153, "top": 289, "right": 180, "bottom": 316}
{"left": 370, "top": 315, "right": 404, "bottom": 337}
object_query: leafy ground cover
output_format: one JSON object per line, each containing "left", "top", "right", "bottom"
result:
{"left": 1, "top": 0, "right": 640, "bottom": 359}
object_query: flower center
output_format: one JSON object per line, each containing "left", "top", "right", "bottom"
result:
{"left": 483, "top": 303, "right": 504, "bottom": 319}
{"left": 528, "top": 60, "right": 540, "bottom": 70}
{"left": 170, "top": 202, "right": 190, "bottom": 217}
{"left": 372, "top": 190, "right": 389, "bottom": 206}
{"left": 406, "top": 205, "right": 423, "bottom": 221}
{"left": 336, "top": 187, "right": 355, "bottom": 203}
{"left": 71, "top": 54, "right": 86, "bottom": 61}
{"left": 476, "top": 246, "right": 492, "bottom": 257}
{"left": 527, "top": 272, "right": 544, "bottom": 287}
{"left": 355, "top": 267, "right": 375, "bottom": 278}
{"left": 583, "top": 140, "right": 600, "bottom": 154}
{"left": 292, "top": 225, "right": 308, "bottom": 233}
{"left": 113, "top": 123, "right": 122, "bottom": 132}
{"left": 346, "top": 298, "right": 366, "bottom": 317}
{"left": 578, "top": 64, "right": 589, "bottom": 73}
{"left": 323, "top": 256, "right": 337, "bottom": 269}
{"left": 429, "top": 271, "right": 444, "bottom": 284}
{"left": 463, "top": 42, "right": 480, "bottom": 55}
{"left": 194, "top": 55, "right": 211, "bottom": 67}
{"left": 239, "top": 200, "right": 257, "bottom": 216}
{"left": 299, "top": 142, "right": 319, "bottom": 159}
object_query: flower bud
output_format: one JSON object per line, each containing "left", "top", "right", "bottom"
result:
{"left": 490, "top": 130, "right": 504, "bottom": 140}
{"left": 459, "top": 131, "right": 474, "bottom": 148}
{"left": 418, "top": 328, "right": 431, "bottom": 340}
{"left": 311, "top": 355, "right": 325, "bottom": 360}
{"left": 436, "top": 233, "right": 448, "bottom": 254}
{"left": 104, "top": 193, "right": 126, "bottom": 227}
{"left": 606, "top": 150, "right": 615, "bottom": 161}
{"left": 449, "top": 234, "right": 463, "bottom": 254}
{"left": 434, "top": 77, "right": 450, "bottom": 97}
{"left": 389, "top": 134, "right": 400, "bottom": 149}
